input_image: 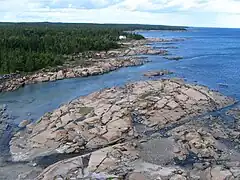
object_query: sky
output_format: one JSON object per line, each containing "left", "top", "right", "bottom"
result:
{"left": 1, "top": 0, "right": 240, "bottom": 28}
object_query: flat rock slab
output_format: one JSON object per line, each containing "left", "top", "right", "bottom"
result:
{"left": 10, "top": 79, "right": 235, "bottom": 162}
{"left": 139, "top": 137, "right": 176, "bottom": 165}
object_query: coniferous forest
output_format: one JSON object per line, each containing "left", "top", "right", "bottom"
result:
{"left": 0, "top": 23, "right": 186, "bottom": 74}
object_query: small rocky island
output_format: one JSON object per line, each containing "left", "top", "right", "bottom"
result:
{"left": 8, "top": 78, "right": 240, "bottom": 180}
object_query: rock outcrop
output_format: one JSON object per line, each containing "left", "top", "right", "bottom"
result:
{"left": 10, "top": 79, "right": 234, "bottom": 162}
{"left": 32, "top": 122, "right": 240, "bottom": 180}
{"left": 123, "top": 46, "right": 167, "bottom": 56}
{"left": 35, "top": 142, "right": 188, "bottom": 180}
{"left": 30, "top": 115, "right": 240, "bottom": 180}
{"left": 8, "top": 79, "right": 239, "bottom": 180}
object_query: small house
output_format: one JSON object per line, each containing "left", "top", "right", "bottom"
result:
{"left": 119, "top": 35, "right": 127, "bottom": 40}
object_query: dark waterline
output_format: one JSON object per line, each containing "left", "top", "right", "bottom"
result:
{"left": 1, "top": 27, "right": 240, "bottom": 126}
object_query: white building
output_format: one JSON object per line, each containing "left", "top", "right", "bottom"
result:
{"left": 119, "top": 35, "right": 127, "bottom": 40}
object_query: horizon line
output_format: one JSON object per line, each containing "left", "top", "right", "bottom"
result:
{"left": 1, "top": 21, "right": 240, "bottom": 29}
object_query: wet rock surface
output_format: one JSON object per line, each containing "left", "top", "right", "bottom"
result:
{"left": 164, "top": 56, "right": 184, "bottom": 61}
{"left": 7, "top": 78, "right": 240, "bottom": 180}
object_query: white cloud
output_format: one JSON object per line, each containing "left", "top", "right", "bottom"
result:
{"left": 203, "top": 0, "right": 240, "bottom": 14}
{"left": 112, "top": 0, "right": 240, "bottom": 14}
{"left": 0, "top": 0, "right": 240, "bottom": 28}
{"left": 164, "top": 0, "right": 205, "bottom": 10}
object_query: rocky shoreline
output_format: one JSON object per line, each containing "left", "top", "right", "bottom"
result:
{"left": 2, "top": 35, "right": 240, "bottom": 180}
{"left": 7, "top": 78, "right": 240, "bottom": 180}
{"left": 0, "top": 57, "right": 147, "bottom": 93}
{"left": 0, "top": 38, "right": 174, "bottom": 93}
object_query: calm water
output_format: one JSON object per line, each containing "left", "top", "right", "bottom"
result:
{"left": 1, "top": 27, "right": 240, "bottom": 125}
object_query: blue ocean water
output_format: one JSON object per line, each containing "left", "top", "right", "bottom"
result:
{"left": 1, "top": 27, "right": 240, "bottom": 125}
{"left": 141, "top": 28, "right": 240, "bottom": 97}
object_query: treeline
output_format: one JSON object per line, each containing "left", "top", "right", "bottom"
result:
{"left": 0, "top": 22, "right": 187, "bottom": 31}
{"left": 0, "top": 23, "right": 186, "bottom": 74}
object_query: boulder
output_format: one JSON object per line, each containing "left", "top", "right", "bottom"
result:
{"left": 49, "top": 73, "right": 57, "bottom": 81}
{"left": 56, "top": 70, "right": 65, "bottom": 80}
{"left": 65, "top": 71, "right": 75, "bottom": 78}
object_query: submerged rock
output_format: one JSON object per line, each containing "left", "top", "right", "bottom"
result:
{"left": 164, "top": 56, "right": 184, "bottom": 61}
{"left": 143, "top": 70, "right": 173, "bottom": 77}
{"left": 218, "top": 83, "right": 229, "bottom": 88}
{"left": 18, "top": 120, "right": 31, "bottom": 128}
